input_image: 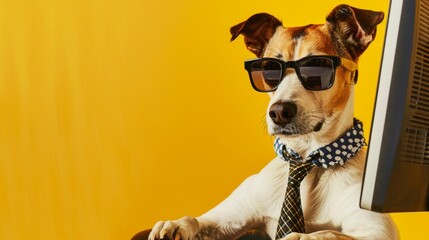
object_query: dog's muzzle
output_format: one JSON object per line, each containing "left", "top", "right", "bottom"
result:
{"left": 268, "top": 101, "right": 297, "bottom": 128}
{"left": 268, "top": 101, "right": 324, "bottom": 135}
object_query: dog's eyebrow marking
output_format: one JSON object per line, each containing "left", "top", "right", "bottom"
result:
{"left": 265, "top": 46, "right": 284, "bottom": 59}
{"left": 292, "top": 24, "right": 312, "bottom": 40}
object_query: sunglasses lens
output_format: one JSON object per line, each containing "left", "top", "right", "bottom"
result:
{"left": 249, "top": 60, "right": 282, "bottom": 91}
{"left": 299, "top": 57, "right": 335, "bottom": 90}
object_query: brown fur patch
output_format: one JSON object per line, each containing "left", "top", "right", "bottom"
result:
{"left": 264, "top": 23, "right": 354, "bottom": 115}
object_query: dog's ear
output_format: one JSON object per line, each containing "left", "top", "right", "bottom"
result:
{"left": 230, "top": 13, "right": 282, "bottom": 57}
{"left": 326, "top": 4, "right": 384, "bottom": 59}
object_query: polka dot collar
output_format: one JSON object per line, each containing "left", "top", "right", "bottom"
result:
{"left": 274, "top": 118, "right": 366, "bottom": 168}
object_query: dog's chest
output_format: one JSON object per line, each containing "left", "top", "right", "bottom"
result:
{"left": 257, "top": 157, "right": 363, "bottom": 234}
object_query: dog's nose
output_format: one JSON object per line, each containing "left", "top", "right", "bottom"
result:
{"left": 268, "top": 101, "right": 297, "bottom": 127}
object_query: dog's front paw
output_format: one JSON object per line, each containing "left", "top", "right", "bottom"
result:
{"left": 149, "top": 216, "right": 199, "bottom": 240}
{"left": 281, "top": 231, "right": 355, "bottom": 240}
{"left": 281, "top": 232, "right": 312, "bottom": 240}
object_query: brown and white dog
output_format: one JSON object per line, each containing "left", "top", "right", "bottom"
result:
{"left": 149, "top": 4, "right": 398, "bottom": 240}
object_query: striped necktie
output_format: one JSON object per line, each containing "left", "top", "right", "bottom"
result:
{"left": 274, "top": 118, "right": 366, "bottom": 239}
{"left": 275, "top": 160, "right": 314, "bottom": 239}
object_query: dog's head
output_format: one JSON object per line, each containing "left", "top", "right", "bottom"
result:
{"left": 231, "top": 5, "right": 383, "bottom": 143}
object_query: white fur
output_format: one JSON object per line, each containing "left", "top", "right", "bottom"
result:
{"left": 148, "top": 79, "right": 398, "bottom": 240}
{"left": 149, "top": 24, "right": 398, "bottom": 240}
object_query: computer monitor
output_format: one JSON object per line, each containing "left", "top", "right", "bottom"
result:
{"left": 360, "top": 0, "right": 429, "bottom": 212}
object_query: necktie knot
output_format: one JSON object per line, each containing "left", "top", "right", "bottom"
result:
{"left": 288, "top": 160, "right": 314, "bottom": 184}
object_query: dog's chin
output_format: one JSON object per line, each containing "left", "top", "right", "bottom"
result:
{"left": 269, "top": 121, "right": 324, "bottom": 136}
{"left": 270, "top": 128, "right": 310, "bottom": 137}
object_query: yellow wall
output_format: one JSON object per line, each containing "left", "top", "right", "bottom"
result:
{"left": 0, "top": 0, "right": 428, "bottom": 239}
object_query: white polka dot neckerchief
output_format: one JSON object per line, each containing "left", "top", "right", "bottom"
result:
{"left": 274, "top": 118, "right": 366, "bottom": 168}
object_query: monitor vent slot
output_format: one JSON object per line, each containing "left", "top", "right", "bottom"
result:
{"left": 401, "top": 0, "right": 429, "bottom": 165}
{"left": 400, "top": 128, "right": 429, "bottom": 165}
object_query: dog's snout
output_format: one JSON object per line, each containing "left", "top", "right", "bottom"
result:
{"left": 269, "top": 101, "right": 297, "bottom": 127}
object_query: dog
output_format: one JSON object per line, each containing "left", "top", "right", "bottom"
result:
{"left": 148, "top": 4, "right": 398, "bottom": 240}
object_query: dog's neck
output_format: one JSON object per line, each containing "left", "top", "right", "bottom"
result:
{"left": 279, "top": 89, "right": 355, "bottom": 158}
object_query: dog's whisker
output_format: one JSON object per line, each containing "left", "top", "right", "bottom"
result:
{"left": 325, "top": 113, "right": 347, "bottom": 129}
{"left": 258, "top": 113, "right": 268, "bottom": 133}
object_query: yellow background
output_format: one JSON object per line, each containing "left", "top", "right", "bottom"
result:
{"left": 0, "top": 0, "right": 428, "bottom": 239}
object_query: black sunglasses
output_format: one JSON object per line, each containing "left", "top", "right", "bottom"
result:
{"left": 244, "top": 55, "right": 358, "bottom": 92}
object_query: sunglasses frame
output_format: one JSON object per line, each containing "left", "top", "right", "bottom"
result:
{"left": 244, "top": 55, "right": 359, "bottom": 92}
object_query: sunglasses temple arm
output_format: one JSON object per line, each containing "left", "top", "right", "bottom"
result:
{"left": 340, "top": 58, "right": 359, "bottom": 84}
{"left": 340, "top": 58, "right": 359, "bottom": 72}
